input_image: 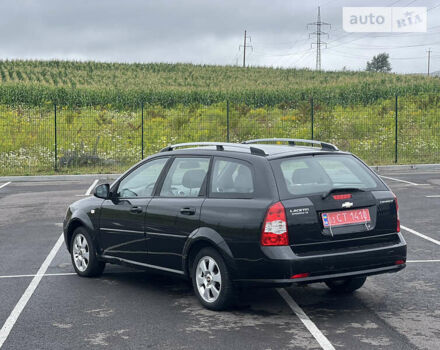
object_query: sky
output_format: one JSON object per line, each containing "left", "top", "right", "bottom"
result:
{"left": 0, "top": 0, "right": 439, "bottom": 73}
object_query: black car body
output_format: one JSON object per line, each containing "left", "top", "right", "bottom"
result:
{"left": 64, "top": 139, "right": 406, "bottom": 309}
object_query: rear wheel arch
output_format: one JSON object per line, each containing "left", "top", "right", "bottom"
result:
{"left": 184, "top": 231, "right": 235, "bottom": 279}
{"left": 186, "top": 240, "right": 217, "bottom": 277}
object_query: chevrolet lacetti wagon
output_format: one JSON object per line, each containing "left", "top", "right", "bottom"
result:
{"left": 63, "top": 138, "right": 407, "bottom": 310}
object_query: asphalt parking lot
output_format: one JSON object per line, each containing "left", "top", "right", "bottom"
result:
{"left": 0, "top": 168, "right": 439, "bottom": 350}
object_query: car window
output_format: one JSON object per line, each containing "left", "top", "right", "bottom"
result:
{"left": 118, "top": 158, "right": 168, "bottom": 198}
{"left": 272, "top": 154, "right": 383, "bottom": 198}
{"left": 160, "top": 157, "right": 210, "bottom": 197}
{"left": 210, "top": 158, "right": 254, "bottom": 197}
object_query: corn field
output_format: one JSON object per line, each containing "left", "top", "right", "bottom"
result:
{"left": 0, "top": 60, "right": 439, "bottom": 107}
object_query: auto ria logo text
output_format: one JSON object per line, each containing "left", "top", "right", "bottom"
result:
{"left": 343, "top": 7, "right": 427, "bottom": 32}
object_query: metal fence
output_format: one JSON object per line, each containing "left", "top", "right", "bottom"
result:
{"left": 0, "top": 94, "right": 439, "bottom": 176}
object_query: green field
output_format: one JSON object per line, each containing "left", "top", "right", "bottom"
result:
{"left": 0, "top": 60, "right": 439, "bottom": 107}
{"left": 0, "top": 60, "right": 439, "bottom": 175}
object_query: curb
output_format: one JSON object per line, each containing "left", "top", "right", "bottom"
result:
{"left": 371, "top": 163, "right": 440, "bottom": 173}
{"left": 0, "top": 174, "right": 120, "bottom": 182}
{"left": 0, "top": 163, "right": 439, "bottom": 182}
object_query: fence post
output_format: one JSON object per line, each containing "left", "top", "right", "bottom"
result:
{"left": 226, "top": 100, "right": 230, "bottom": 142}
{"left": 311, "top": 97, "right": 314, "bottom": 140}
{"left": 141, "top": 101, "right": 144, "bottom": 159}
{"left": 54, "top": 103, "right": 57, "bottom": 171}
{"left": 395, "top": 95, "right": 398, "bottom": 163}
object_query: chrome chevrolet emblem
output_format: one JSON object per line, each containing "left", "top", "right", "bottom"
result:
{"left": 342, "top": 201, "right": 353, "bottom": 208}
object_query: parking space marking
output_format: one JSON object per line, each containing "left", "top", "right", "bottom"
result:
{"left": 426, "top": 195, "right": 440, "bottom": 198}
{"left": 0, "top": 234, "right": 64, "bottom": 349}
{"left": 401, "top": 225, "right": 440, "bottom": 246}
{"left": 85, "top": 179, "right": 99, "bottom": 196}
{"left": 277, "top": 288, "right": 335, "bottom": 350}
{"left": 0, "top": 182, "right": 11, "bottom": 189}
{"left": 407, "top": 259, "right": 440, "bottom": 263}
{"left": 379, "top": 175, "right": 424, "bottom": 186}
{"left": 0, "top": 272, "right": 76, "bottom": 280}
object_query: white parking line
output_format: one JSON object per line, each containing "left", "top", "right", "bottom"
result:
{"left": 85, "top": 179, "right": 99, "bottom": 196}
{"left": 0, "top": 182, "right": 11, "bottom": 189}
{"left": 380, "top": 175, "right": 424, "bottom": 186}
{"left": 0, "top": 271, "right": 145, "bottom": 279}
{"left": 0, "top": 272, "right": 76, "bottom": 279}
{"left": 426, "top": 195, "right": 440, "bottom": 198}
{"left": 401, "top": 225, "right": 440, "bottom": 246}
{"left": 277, "top": 288, "right": 335, "bottom": 350}
{"left": 407, "top": 260, "right": 440, "bottom": 263}
{"left": 0, "top": 234, "right": 64, "bottom": 349}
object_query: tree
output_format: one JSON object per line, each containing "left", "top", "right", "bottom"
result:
{"left": 366, "top": 53, "right": 392, "bottom": 73}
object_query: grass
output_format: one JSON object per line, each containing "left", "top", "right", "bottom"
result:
{"left": 0, "top": 94, "right": 438, "bottom": 176}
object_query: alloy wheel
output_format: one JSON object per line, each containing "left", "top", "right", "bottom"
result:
{"left": 72, "top": 233, "right": 90, "bottom": 272}
{"left": 196, "top": 256, "right": 222, "bottom": 303}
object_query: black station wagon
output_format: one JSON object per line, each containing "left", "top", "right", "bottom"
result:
{"left": 63, "top": 139, "right": 407, "bottom": 310}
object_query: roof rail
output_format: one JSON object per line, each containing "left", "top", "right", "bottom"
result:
{"left": 242, "top": 138, "right": 338, "bottom": 151}
{"left": 159, "top": 142, "right": 267, "bottom": 156}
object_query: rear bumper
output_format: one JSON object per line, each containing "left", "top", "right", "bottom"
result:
{"left": 232, "top": 233, "right": 407, "bottom": 287}
{"left": 234, "top": 263, "right": 405, "bottom": 287}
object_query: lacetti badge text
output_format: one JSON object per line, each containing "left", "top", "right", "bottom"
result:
{"left": 343, "top": 7, "right": 427, "bottom": 32}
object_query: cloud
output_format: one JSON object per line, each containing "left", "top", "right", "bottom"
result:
{"left": 0, "top": 0, "right": 438, "bottom": 73}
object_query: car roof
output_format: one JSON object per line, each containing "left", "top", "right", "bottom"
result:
{"left": 157, "top": 143, "right": 348, "bottom": 160}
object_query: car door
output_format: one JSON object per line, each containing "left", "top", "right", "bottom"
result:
{"left": 99, "top": 157, "right": 169, "bottom": 263}
{"left": 145, "top": 156, "right": 210, "bottom": 271}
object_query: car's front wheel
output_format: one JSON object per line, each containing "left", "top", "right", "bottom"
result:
{"left": 192, "top": 247, "right": 234, "bottom": 310}
{"left": 70, "top": 227, "right": 105, "bottom": 277}
{"left": 325, "top": 276, "right": 366, "bottom": 293}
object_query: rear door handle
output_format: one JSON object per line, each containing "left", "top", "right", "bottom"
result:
{"left": 130, "top": 206, "right": 143, "bottom": 214}
{"left": 180, "top": 207, "right": 196, "bottom": 215}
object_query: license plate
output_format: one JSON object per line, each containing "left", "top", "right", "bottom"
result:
{"left": 322, "top": 208, "right": 370, "bottom": 227}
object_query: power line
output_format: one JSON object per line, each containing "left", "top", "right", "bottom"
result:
{"left": 428, "top": 2, "right": 440, "bottom": 11}
{"left": 308, "top": 6, "right": 331, "bottom": 71}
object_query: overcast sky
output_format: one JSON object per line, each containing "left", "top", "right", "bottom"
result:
{"left": 0, "top": 0, "right": 439, "bottom": 73}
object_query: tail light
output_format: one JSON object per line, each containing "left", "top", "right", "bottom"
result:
{"left": 261, "top": 202, "right": 289, "bottom": 246}
{"left": 393, "top": 194, "right": 400, "bottom": 233}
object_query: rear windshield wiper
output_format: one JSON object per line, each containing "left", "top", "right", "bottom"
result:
{"left": 322, "top": 187, "right": 365, "bottom": 199}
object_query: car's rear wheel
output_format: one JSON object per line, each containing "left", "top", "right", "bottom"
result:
{"left": 70, "top": 227, "right": 105, "bottom": 277}
{"left": 325, "top": 276, "right": 366, "bottom": 293}
{"left": 192, "top": 247, "right": 234, "bottom": 310}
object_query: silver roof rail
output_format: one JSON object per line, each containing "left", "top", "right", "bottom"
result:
{"left": 242, "top": 138, "right": 338, "bottom": 151}
{"left": 159, "top": 142, "right": 267, "bottom": 156}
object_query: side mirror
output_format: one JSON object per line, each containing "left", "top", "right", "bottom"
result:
{"left": 94, "top": 183, "right": 110, "bottom": 199}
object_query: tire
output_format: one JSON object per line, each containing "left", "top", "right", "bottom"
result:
{"left": 191, "top": 247, "right": 235, "bottom": 311}
{"left": 325, "top": 276, "right": 366, "bottom": 293}
{"left": 70, "top": 227, "right": 105, "bottom": 277}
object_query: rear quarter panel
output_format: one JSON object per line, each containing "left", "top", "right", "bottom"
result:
{"left": 199, "top": 156, "right": 279, "bottom": 278}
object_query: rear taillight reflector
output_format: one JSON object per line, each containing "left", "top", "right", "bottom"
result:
{"left": 395, "top": 259, "right": 405, "bottom": 265}
{"left": 291, "top": 273, "right": 310, "bottom": 279}
{"left": 261, "top": 202, "right": 289, "bottom": 246}
{"left": 332, "top": 194, "right": 352, "bottom": 200}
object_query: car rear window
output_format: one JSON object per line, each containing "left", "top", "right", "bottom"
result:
{"left": 271, "top": 154, "right": 385, "bottom": 198}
